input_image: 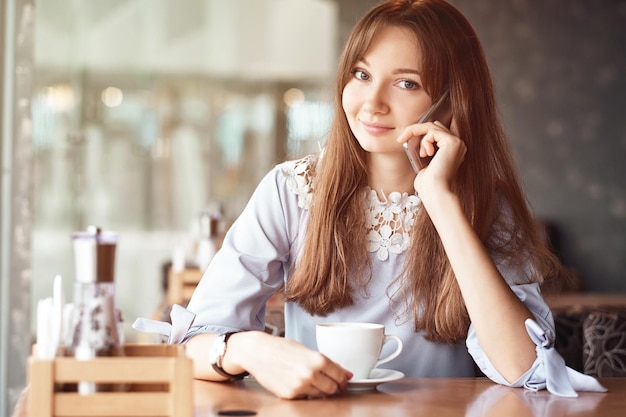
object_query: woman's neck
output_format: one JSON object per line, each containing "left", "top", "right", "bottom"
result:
{"left": 367, "top": 153, "right": 416, "bottom": 197}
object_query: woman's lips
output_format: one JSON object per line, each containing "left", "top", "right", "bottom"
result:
{"left": 361, "top": 120, "right": 394, "bottom": 135}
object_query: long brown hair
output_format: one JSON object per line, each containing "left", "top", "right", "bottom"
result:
{"left": 286, "top": 0, "right": 562, "bottom": 343}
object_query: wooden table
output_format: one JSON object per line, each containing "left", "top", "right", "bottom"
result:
{"left": 193, "top": 377, "right": 625, "bottom": 417}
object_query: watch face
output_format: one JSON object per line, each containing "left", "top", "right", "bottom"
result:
{"left": 209, "top": 335, "right": 227, "bottom": 364}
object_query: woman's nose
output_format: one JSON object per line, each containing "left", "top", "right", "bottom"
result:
{"left": 362, "top": 83, "right": 389, "bottom": 114}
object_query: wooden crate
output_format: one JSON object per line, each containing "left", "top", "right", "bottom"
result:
{"left": 27, "top": 344, "right": 193, "bottom": 417}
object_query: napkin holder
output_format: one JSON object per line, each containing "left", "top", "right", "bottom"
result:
{"left": 27, "top": 344, "right": 192, "bottom": 417}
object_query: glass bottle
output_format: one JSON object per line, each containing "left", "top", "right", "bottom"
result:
{"left": 70, "top": 226, "right": 124, "bottom": 393}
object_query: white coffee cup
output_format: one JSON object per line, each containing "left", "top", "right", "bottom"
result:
{"left": 316, "top": 322, "right": 403, "bottom": 380}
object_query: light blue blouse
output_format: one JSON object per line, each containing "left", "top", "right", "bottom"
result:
{"left": 180, "top": 156, "right": 605, "bottom": 396}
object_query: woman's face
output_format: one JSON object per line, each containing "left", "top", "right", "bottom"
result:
{"left": 342, "top": 26, "right": 433, "bottom": 156}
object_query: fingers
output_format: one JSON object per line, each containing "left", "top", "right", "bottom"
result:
{"left": 245, "top": 335, "right": 352, "bottom": 399}
{"left": 274, "top": 364, "right": 350, "bottom": 399}
{"left": 419, "top": 132, "right": 438, "bottom": 158}
{"left": 307, "top": 373, "right": 346, "bottom": 398}
{"left": 403, "top": 121, "right": 463, "bottom": 161}
{"left": 308, "top": 358, "right": 353, "bottom": 398}
{"left": 397, "top": 122, "right": 432, "bottom": 145}
{"left": 311, "top": 355, "right": 352, "bottom": 395}
{"left": 397, "top": 121, "right": 451, "bottom": 160}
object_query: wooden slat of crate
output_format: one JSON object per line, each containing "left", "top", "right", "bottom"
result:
{"left": 28, "top": 344, "right": 192, "bottom": 417}
{"left": 53, "top": 356, "right": 175, "bottom": 382}
{"left": 123, "top": 344, "right": 178, "bottom": 357}
{"left": 54, "top": 392, "right": 170, "bottom": 417}
{"left": 28, "top": 358, "right": 54, "bottom": 417}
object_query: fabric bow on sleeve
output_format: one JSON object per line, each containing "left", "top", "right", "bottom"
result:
{"left": 524, "top": 318, "right": 607, "bottom": 397}
{"left": 132, "top": 304, "right": 196, "bottom": 344}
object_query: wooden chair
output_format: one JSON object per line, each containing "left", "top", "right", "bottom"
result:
{"left": 167, "top": 267, "right": 203, "bottom": 307}
{"left": 157, "top": 266, "right": 285, "bottom": 336}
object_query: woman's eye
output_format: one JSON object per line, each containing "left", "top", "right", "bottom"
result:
{"left": 353, "top": 70, "right": 369, "bottom": 81}
{"left": 398, "top": 80, "right": 419, "bottom": 90}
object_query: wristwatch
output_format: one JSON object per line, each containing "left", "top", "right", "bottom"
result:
{"left": 209, "top": 332, "right": 249, "bottom": 381}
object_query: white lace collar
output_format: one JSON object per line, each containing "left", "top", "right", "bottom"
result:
{"left": 281, "top": 156, "right": 421, "bottom": 260}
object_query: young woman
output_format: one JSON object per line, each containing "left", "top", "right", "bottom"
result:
{"left": 181, "top": 0, "right": 604, "bottom": 399}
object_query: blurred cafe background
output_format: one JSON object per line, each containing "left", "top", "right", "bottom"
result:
{"left": 1, "top": 0, "right": 625, "bottom": 414}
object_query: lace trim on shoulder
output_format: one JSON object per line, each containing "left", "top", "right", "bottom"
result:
{"left": 280, "top": 155, "right": 421, "bottom": 260}
{"left": 280, "top": 155, "right": 316, "bottom": 209}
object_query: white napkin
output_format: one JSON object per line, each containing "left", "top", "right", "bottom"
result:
{"left": 36, "top": 298, "right": 55, "bottom": 359}
{"left": 36, "top": 275, "right": 65, "bottom": 359}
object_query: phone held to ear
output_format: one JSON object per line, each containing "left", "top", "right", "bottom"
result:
{"left": 403, "top": 88, "right": 453, "bottom": 173}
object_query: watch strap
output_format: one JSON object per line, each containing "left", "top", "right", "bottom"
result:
{"left": 211, "top": 332, "right": 249, "bottom": 381}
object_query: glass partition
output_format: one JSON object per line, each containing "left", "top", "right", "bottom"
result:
{"left": 32, "top": 0, "right": 337, "bottom": 335}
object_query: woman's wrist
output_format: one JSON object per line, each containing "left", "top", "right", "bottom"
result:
{"left": 221, "top": 330, "right": 265, "bottom": 377}
{"left": 210, "top": 332, "right": 250, "bottom": 380}
{"left": 420, "top": 187, "right": 460, "bottom": 225}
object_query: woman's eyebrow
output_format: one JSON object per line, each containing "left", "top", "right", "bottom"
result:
{"left": 359, "top": 58, "right": 421, "bottom": 75}
{"left": 393, "top": 68, "right": 421, "bottom": 76}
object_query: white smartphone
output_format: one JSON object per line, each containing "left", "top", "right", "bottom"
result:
{"left": 403, "top": 88, "right": 453, "bottom": 173}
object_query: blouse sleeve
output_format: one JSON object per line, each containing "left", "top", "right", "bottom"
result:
{"left": 466, "top": 267, "right": 607, "bottom": 397}
{"left": 183, "top": 165, "right": 301, "bottom": 339}
{"left": 464, "top": 195, "right": 606, "bottom": 396}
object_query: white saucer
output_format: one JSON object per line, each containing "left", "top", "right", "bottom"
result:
{"left": 347, "top": 368, "right": 405, "bottom": 391}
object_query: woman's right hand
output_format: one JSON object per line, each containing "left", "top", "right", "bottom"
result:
{"left": 233, "top": 331, "right": 352, "bottom": 399}
{"left": 186, "top": 331, "right": 352, "bottom": 399}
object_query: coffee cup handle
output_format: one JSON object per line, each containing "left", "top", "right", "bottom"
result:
{"left": 375, "top": 335, "right": 403, "bottom": 367}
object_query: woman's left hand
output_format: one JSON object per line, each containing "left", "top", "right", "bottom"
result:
{"left": 397, "top": 118, "right": 466, "bottom": 202}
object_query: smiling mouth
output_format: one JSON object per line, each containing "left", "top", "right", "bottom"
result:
{"left": 361, "top": 120, "right": 394, "bottom": 134}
